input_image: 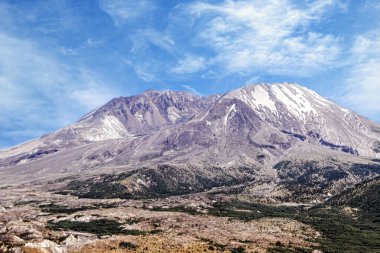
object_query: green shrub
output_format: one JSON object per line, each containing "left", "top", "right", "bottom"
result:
{"left": 119, "top": 241, "right": 137, "bottom": 249}
{"left": 231, "top": 246, "right": 246, "bottom": 253}
{"left": 47, "top": 219, "right": 161, "bottom": 236}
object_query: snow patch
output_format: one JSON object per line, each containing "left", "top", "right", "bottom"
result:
{"left": 227, "top": 85, "right": 277, "bottom": 119}
{"left": 167, "top": 107, "right": 181, "bottom": 122}
{"left": 135, "top": 111, "right": 144, "bottom": 122}
{"left": 249, "top": 85, "right": 277, "bottom": 114}
{"left": 272, "top": 85, "right": 317, "bottom": 120}
{"left": 78, "top": 115, "right": 129, "bottom": 141}
{"left": 224, "top": 103, "right": 236, "bottom": 125}
{"left": 297, "top": 86, "right": 333, "bottom": 106}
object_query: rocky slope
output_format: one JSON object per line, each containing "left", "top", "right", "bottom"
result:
{"left": 0, "top": 83, "right": 380, "bottom": 200}
{"left": 327, "top": 174, "right": 380, "bottom": 215}
{"left": 47, "top": 90, "right": 220, "bottom": 144}
{"left": 273, "top": 158, "right": 380, "bottom": 202}
{"left": 1, "top": 83, "right": 380, "bottom": 253}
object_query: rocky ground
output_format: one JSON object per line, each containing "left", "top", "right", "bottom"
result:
{"left": 2, "top": 84, "right": 380, "bottom": 252}
{"left": 2, "top": 172, "right": 380, "bottom": 253}
{"left": 0, "top": 183, "right": 322, "bottom": 253}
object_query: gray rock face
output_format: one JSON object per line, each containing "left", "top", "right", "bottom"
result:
{"left": 44, "top": 90, "right": 220, "bottom": 144}
{"left": 0, "top": 83, "right": 379, "bottom": 185}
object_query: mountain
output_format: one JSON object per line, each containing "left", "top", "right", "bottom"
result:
{"left": 2, "top": 83, "right": 380, "bottom": 253}
{"left": 41, "top": 90, "right": 219, "bottom": 144}
{"left": 1, "top": 83, "right": 380, "bottom": 201}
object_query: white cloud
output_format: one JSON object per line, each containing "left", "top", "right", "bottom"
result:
{"left": 181, "top": 84, "right": 203, "bottom": 96}
{"left": 244, "top": 76, "right": 261, "bottom": 85}
{"left": 129, "top": 30, "right": 176, "bottom": 81}
{"left": 363, "top": 1, "right": 380, "bottom": 10}
{"left": 58, "top": 38, "right": 103, "bottom": 56}
{"left": 341, "top": 31, "right": 380, "bottom": 120}
{"left": 171, "top": 54, "right": 207, "bottom": 74}
{"left": 69, "top": 69, "right": 118, "bottom": 110}
{"left": 99, "top": 0, "right": 154, "bottom": 26}
{"left": 134, "top": 64, "right": 157, "bottom": 82}
{"left": 131, "top": 29, "right": 175, "bottom": 54}
{"left": 70, "top": 87, "right": 115, "bottom": 111}
{"left": 142, "top": 30, "right": 175, "bottom": 52}
{"left": 59, "top": 46, "right": 78, "bottom": 56}
{"left": 85, "top": 38, "right": 103, "bottom": 47}
{"left": 0, "top": 32, "right": 117, "bottom": 143}
{"left": 175, "top": 0, "right": 342, "bottom": 76}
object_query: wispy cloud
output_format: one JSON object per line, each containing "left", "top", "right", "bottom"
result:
{"left": 58, "top": 46, "right": 78, "bottom": 56}
{"left": 341, "top": 31, "right": 380, "bottom": 120}
{"left": 69, "top": 69, "right": 118, "bottom": 110}
{"left": 181, "top": 84, "right": 203, "bottom": 96}
{"left": 171, "top": 0, "right": 342, "bottom": 76}
{"left": 134, "top": 64, "right": 158, "bottom": 82}
{"left": 99, "top": 0, "right": 154, "bottom": 26}
{"left": 0, "top": 32, "right": 117, "bottom": 145}
{"left": 85, "top": 38, "right": 103, "bottom": 47}
{"left": 131, "top": 29, "right": 175, "bottom": 54}
{"left": 171, "top": 54, "right": 207, "bottom": 74}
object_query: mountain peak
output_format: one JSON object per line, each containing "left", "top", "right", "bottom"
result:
{"left": 244, "top": 82, "right": 301, "bottom": 89}
{"left": 1, "top": 82, "right": 379, "bottom": 169}
{"left": 142, "top": 89, "right": 200, "bottom": 98}
{"left": 226, "top": 82, "right": 334, "bottom": 120}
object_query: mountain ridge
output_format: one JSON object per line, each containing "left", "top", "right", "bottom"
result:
{"left": 0, "top": 82, "right": 379, "bottom": 191}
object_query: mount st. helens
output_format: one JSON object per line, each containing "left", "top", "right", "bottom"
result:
{"left": 0, "top": 83, "right": 380, "bottom": 201}
{"left": 2, "top": 83, "right": 380, "bottom": 253}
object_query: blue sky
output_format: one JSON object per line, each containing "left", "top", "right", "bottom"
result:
{"left": 0, "top": 0, "right": 380, "bottom": 148}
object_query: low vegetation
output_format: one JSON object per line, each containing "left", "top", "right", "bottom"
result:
{"left": 39, "top": 202, "right": 120, "bottom": 215}
{"left": 47, "top": 219, "right": 161, "bottom": 236}
{"left": 327, "top": 175, "right": 380, "bottom": 220}
{"left": 150, "top": 200, "right": 380, "bottom": 252}
{"left": 268, "top": 244, "right": 309, "bottom": 253}
{"left": 64, "top": 165, "right": 258, "bottom": 199}
{"left": 230, "top": 246, "right": 246, "bottom": 253}
{"left": 39, "top": 204, "right": 95, "bottom": 214}
{"left": 274, "top": 160, "right": 380, "bottom": 201}
{"left": 119, "top": 241, "right": 137, "bottom": 249}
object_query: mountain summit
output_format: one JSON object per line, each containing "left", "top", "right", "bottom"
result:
{"left": 0, "top": 83, "right": 379, "bottom": 189}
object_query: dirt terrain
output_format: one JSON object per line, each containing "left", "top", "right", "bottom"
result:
{"left": 0, "top": 183, "right": 320, "bottom": 253}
